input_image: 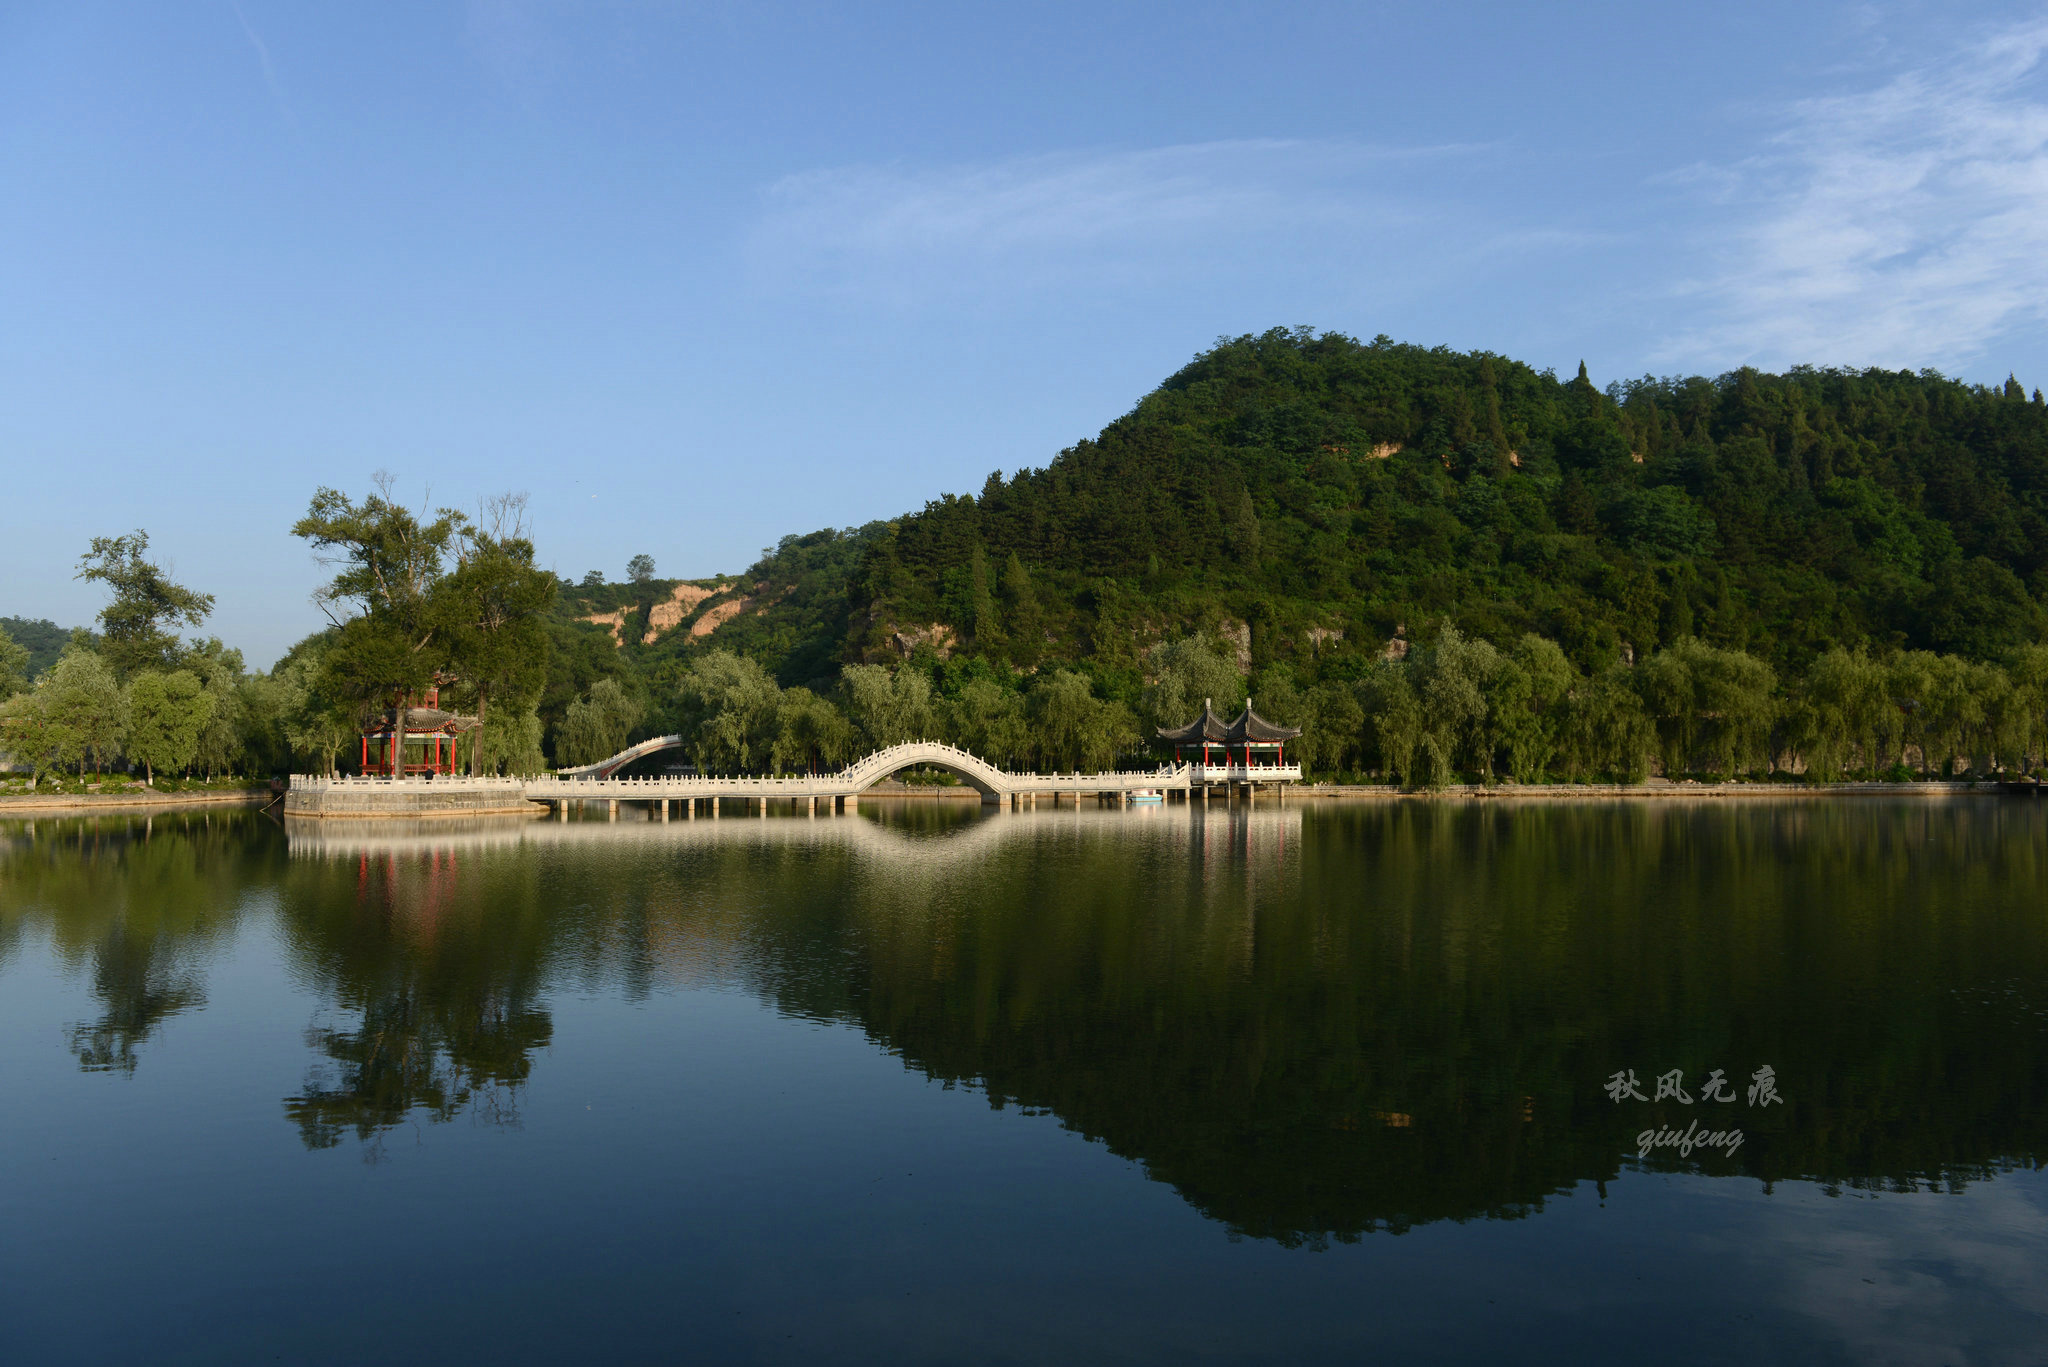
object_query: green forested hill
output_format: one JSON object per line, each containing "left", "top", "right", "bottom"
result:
{"left": 0, "top": 617, "right": 81, "bottom": 680}
{"left": 606, "top": 329, "right": 2048, "bottom": 696}
{"left": 519, "top": 329, "right": 2048, "bottom": 783}
{"left": 844, "top": 328, "right": 2046, "bottom": 682}
{"left": 17, "top": 330, "right": 2046, "bottom": 783}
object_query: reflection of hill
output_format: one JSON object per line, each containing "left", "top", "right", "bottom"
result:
{"left": 15, "top": 800, "right": 2048, "bottom": 1236}
{"left": 301, "top": 800, "right": 2048, "bottom": 1240}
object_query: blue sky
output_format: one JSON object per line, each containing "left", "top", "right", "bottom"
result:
{"left": 7, "top": 1, "right": 2048, "bottom": 667}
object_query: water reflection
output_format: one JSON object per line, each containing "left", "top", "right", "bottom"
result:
{"left": 0, "top": 812, "right": 270, "bottom": 1073}
{"left": 5, "top": 799, "right": 2046, "bottom": 1244}
{"left": 276, "top": 836, "right": 557, "bottom": 1155}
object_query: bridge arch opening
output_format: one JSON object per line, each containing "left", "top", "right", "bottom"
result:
{"left": 562, "top": 737, "right": 1013, "bottom": 800}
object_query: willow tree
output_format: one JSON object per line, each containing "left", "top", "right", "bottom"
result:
{"left": 771, "top": 687, "right": 856, "bottom": 774}
{"left": 1791, "top": 648, "right": 1898, "bottom": 781}
{"left": 124, "top": 670, "right": 212, "bottom": 784}
{"left": 1027, "top": 670, "right": 1135, "bottom": 771}
{"left": 1142, "top": 636, "right": 1243, "bottom": 735}
{"left": 1636, "top": 638, "right": 1776, "bottom": 777}
{"left": 1559, "top": 665, "right": 1654, "bottom": 782}
{"left": 557, "top": 678, "right": 645, "bottom": 769}
{"left": 2008, "top": 645, "right": 2048, "bottom": 773}
{"left": 39, "top": 646, "right": 127, "bottom": 778}
{"left": 842, "top": 663, "right": 935, "bottom": 751}
{"left": 1411, "top": 626, "right": 1502, "bottom": 785}
{"left": 676, "top": 650, "right": 781, "bottom": 773}
{"left": 945, "top": 677, "right": 1029, "bottom": 767}
{"left": 1361, "top": 662, "right": 1423, "bottom": 785}
{"left": 1485, "top": 635, "right": 1577, "bottom": 783}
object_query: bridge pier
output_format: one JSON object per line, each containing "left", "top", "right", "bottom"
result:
{"left": 607, "top": 799, "right": 618, "bottom": 821}
{"left": 807, "top": 795, "right": 816, "bottom": 817}
{"left": 659, "top": 799, "right": 669, "bottom": 822}
{"left": 711, "top": 796, "right": 720, "bottom": 819}
{"left": 556, "top": 799, "right": 568, "bottom": 821}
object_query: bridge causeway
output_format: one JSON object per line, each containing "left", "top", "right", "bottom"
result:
{"left": 286, "top": 740, "right": 1301, "bottom": 819}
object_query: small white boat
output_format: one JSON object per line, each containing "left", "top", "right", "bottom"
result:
{"left": 1127, "top": 788, "right": 1163, "bottom": 803}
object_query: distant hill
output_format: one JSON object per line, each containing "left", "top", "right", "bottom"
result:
{"left": 563, "top": 329, "right": 2048, "bottom": 707}
{"left": 0, "top": 617, "right": 78, "bottom": 681}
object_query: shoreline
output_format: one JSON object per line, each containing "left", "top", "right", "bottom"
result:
{"left": 1290, "top": 779, "right": 2014, "bottom": 800}
{"left": 16, "top": 778, "right": 2017, "bottom": 821}
{"left": 0, "top": 786, "right": 273, "bottom": 813}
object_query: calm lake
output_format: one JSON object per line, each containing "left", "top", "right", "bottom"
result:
{"left": 3, "top": 798, "right": 2045, "bottom": 1365}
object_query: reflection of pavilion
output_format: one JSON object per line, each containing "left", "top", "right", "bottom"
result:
{"left": 1157, "top": 698, "right": 1303, "bottom": 791}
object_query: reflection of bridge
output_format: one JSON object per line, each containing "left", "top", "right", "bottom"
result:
{"left": 289, "top": 739, "right": 1301, "bottom": 819}
{"left": 283, "top": 798, "right": 1307, "bottom": 862}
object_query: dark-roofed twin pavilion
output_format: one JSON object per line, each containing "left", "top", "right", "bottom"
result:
{"left": 1157, "top": 698, "right": 1303, "bottom": 798}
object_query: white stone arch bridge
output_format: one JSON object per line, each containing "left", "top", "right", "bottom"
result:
{"left": 291, "top": 739, "right": 1300, "bottom": 818}
{"left": 535, "top": 736, "right": 1300, "bottom": 815}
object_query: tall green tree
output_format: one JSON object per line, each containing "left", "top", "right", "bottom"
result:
{"left": 74, "top": 531, "right": 214, "bottom": 678}
{"left": 474, "top": 701, "right": 548, "bottom": 776}
{"left": 1486, "top": 635, "right": 1578, "bottom": 783}
{"left": 1559, "top": 665, "right": 1654, "bottom": 783}
{"left": 842, "top": 663, "right": 935, "bottom": 751}
{"left": 184, "top": 639, "right": 246, "bottom": 779}
{"left": 276, "top": 642, "right": 354, "bottom": 776}
{"left": 675, "top": 651, "right": 778, "bottom": 772}
{"left": 998, "top": 554, "right": 1042, "bottom": 668}
{"left": 945, "top": 677, "right": 1030, "bottom": 767}
{"left": 124, "top": 670, "right": 212, "bottom": 784}
{"left": 293, "top": 475, "right": 466, "bottom": 710}
{"left": 1142, "top": 637, "right": 1243, "bottom": 735}
{"left": 39, "top": 646, "right": 127, "bottom": 778}
{"left": 771, "top": 686, "right": 856, "bottom": 773}
{"left": 1791, "top": 648, "right": 1899, "bottom": 781}
{"left": 442, "top": 498, "right": 556, "bottom": 771}
{"left": 1636, "top": 638, "right": 1776, "bottom": 777}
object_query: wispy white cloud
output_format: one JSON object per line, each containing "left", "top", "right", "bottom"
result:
{"left": 748, "top": 139, "right": 1515, "bottom": 301}
{"left": 1664, "top": 17, "right": 2048, "bottom": 373}
{"left": 230, "top": 2, "right": 293, "bottom": 127}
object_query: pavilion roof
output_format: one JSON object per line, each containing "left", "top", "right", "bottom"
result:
{"left": 367, "top": 706, "right": 482, "bottom": 735}
{"left": 1156, "top": 698, "right": 1301, "bottom": 745}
